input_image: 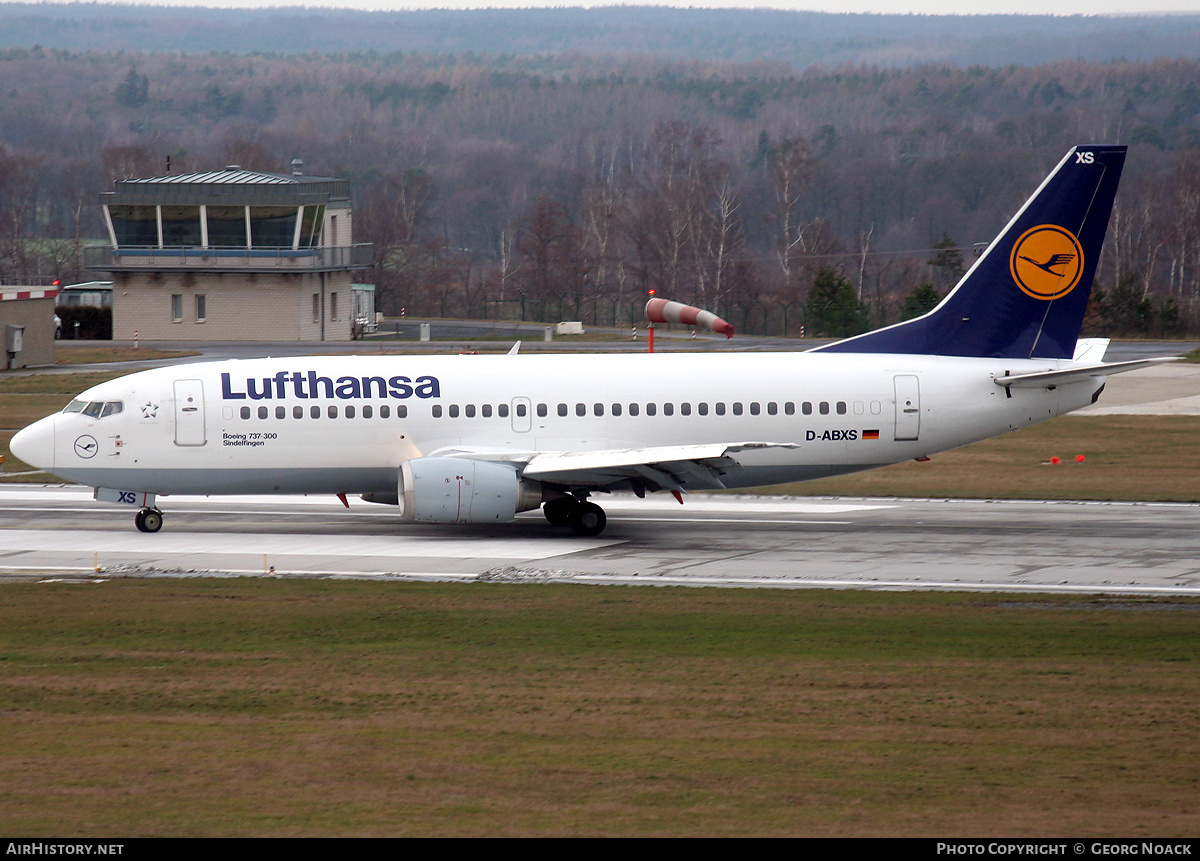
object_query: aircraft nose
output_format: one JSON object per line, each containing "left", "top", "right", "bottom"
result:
{"left": 10, "top": 415, "right": 55, "bottom": 472}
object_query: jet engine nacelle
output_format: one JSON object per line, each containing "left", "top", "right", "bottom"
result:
{"left": 398, "top": 456, "right": 543, "bottom": 523}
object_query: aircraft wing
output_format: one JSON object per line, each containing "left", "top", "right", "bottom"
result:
{"left": 994, "top": 357, "right": 1178, "bottom": 388}
{"left": 432, "top": 442, "right": 798, "bottom": 492}
{"left": 520, "top": 442, "right": 798, "bottom": 492}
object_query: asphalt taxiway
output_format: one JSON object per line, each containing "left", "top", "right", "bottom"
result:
{"left": 2, "top": 486, "right": 1199, "bottom": 595}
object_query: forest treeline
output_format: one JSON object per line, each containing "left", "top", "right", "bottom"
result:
{"left": 3, "top": 5, "right": 1200, "bottom": 68}
{"left": 1, "top": 43, "right": 1199, "bottom": 336}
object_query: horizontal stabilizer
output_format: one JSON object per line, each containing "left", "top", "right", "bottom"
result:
{"left": 994, "top": 357, "right": 1178, "bottom": 388}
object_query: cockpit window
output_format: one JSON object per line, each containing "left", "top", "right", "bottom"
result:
{"left": 69, "top": 400, "right": 125, "bottom": 419}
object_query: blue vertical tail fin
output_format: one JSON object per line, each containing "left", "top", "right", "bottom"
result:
{"left": 817, "top": 145, "right": 1126, "bottom": 359}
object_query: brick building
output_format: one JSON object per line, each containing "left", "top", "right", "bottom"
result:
{"left": 85, "top": 164, "right": 372, "bottom": 341}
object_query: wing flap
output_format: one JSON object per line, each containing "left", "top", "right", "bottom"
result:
{"left": 520, "top": 442, "right": 798, "bottom": 491}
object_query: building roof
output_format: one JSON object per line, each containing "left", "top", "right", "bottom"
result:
{"left": 102, "top": 166, "right": 351, "bottom": 207}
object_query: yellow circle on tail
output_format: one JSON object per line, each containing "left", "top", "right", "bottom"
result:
{"left": 1009, "top": 225, "right": 1084, "bottom": 300}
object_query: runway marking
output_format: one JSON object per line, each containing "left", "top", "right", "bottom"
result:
{"left": 615, "top": 517, "right": 853, "bottom": 526}
{"left": 6, "top": 567, "right": 1200, "bottom": 598}
{"left": 0, "top": 506, "right": 857, "bottom": 528}
{"left": 0, "top": 486, "right": 894, "bottom": 515}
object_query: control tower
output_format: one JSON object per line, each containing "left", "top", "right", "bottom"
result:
{"left": 86, "top": 163, "right": 372, "bottom": 341}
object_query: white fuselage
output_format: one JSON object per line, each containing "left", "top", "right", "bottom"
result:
{"left": 17, "top": 350, "right": 1103, "bottom": 498}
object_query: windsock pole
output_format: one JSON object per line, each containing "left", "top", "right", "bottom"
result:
{"left": 647, "top": 290, "right": 656, "bottom": 352}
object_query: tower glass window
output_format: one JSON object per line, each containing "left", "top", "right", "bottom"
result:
{"left": 108, "top": 205, "right": 159, "bottom": 246}
{"left": 249, "top": 206, "right": 299, "bottom": 247}
{"left": 160, "top": 205, "right": 202, "bottom": 246}
{"left": 207, "top": 205, "right": 247, "bottom": 246}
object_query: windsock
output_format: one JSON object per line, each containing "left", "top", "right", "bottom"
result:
{"left": 645, "top": 298, "right": 734, "bottom": 339}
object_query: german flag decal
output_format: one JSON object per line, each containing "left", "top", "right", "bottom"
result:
{"left": 862, "top": 429, "right": 880, "bottom": 440}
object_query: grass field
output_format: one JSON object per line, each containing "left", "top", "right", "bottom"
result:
{"left": 0, "top": 581, "right": 1196, "bottom": 837}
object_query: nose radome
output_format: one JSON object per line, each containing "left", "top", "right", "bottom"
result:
{"left": 10, "top": 415, "right": 55, "bottom": 472}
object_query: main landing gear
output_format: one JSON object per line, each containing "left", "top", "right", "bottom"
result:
{"left": 543, "top": 496, "right": 607, "bottom": 537}
{"left": 134, "top": 507, "right": 163, "bottom": 533}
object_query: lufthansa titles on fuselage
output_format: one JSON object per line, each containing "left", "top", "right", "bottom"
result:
{"left": 221, "top": 371, "right": 441, "bottom": 401}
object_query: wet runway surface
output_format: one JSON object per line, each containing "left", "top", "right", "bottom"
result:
{"left": 3, "top": 486, "right": 1199, "bottom": 596}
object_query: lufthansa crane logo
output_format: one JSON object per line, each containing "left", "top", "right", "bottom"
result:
{"left": 1009, "top": 224, "right": 1085, "bottom": 301}
{"left": 73, "top": 435, "right": 98, "bottom": 459}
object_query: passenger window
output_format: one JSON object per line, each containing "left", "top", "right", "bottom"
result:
{"left": 785, "top": 402, "right": 795, "bottom": 415}
{"left": 731, "top": 403, "right": 742, "bottom": 416}
{"left": 241, "top": 406, "right": 251, "bottom": 419}
{"left": 380, "top": 405, "right": 390, "bottom": 418}
{"left": 715, "top": 403, "right": 726, "bottom": 416}
{"left": 698, "top": 403, "right": 709, "bottom": 416}
{"left": 837, "top": 401, "right": 847, "bottom": 415}
{"left": 449, "top": 405, "right": 459, "bottom": 418}
{"left": 482, "top": 404, "right": 492, "bottom": 418}
{"left": 364, "top": 405, "right": 374, "bottom": 419}
{"left": 294, "top": 406, "right": 303, "bottom": 418}
{"left": 750, "top": 402, "right": 760, "bottom": 416}
{"left": 346, "top": 406, "right": 356, "bottom": 419}
{"left": 802, "top": 402, "right": 813, "bottom": 415}
{"left": 558, "top": 403, "right": 568, "bottom": 417}
{"left": 663, "top": 403, "right": 674, "bottom": 416}
{"left": 516, "top": 403, "right": 527, "bottom": 417}
{"left": 611, "top": 403, "right": 622, "bottom": 416}
{"left": 397, "top": 405, "right": 407, "bottom": 419}
{"left": 498, "top": 404, "right": 509, "bottom": 418}
{"left": 275, "top": 406, "right": 286, "bottom": 419}
{"left": 465, "top": 404, "right": 475, "bottom": 418}
{"left": 853, "top": 401, "right": 864, "bottom": 415}
{"left": 576, "top": 403, "right": 586, "bottom": 417}
{"left": 629, "top": 403, "right": 640, "bottom": 416}
{"left": 681, "top": 403, "right": 691, "bottom": 416}
{"left": 646, "top": 403, "right": 656, "bottom": 416}
{"left": 536, "top": 403, "right": 547, "bottom": 418}
{"left": 310, "top": 406, "right": 320, "bottom": 419}
{"left": 819, "top": 402, "right": 830, "bottom": 415}
{"left": 432, "top": 405, "right": 442, "bottom": 418}
{"left": 871, "top": 401, "right": 882, "bottom": 415}
{"left": 767, "top": 402, "right": 777, "bottom": 416}
{"left": 327, "top": 405, "right": 338, "bottom": 419}
{"left": 258, "top": 406, "right": 269, "bottom": 420}
{"left": 594, "top": 403, "right": 604, "bottom": 416}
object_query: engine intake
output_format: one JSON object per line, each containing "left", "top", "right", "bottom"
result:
{"left": 398, "top": 456, "right": 543, "bottom": 523}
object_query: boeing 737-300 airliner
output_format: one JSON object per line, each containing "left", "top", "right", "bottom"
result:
{"left": 10, "top": 145, "right": 1170, "bottom": 536}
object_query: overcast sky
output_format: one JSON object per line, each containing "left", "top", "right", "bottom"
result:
{"left": 5, "top": 1, "right": 1200, "bottom": 16}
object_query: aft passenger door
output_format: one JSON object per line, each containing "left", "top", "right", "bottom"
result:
{"left": 174, "top": 379, "right": 206, "bottom": 446}
{"left": 893, "top": 375, "right": 920, "bottom": 441}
